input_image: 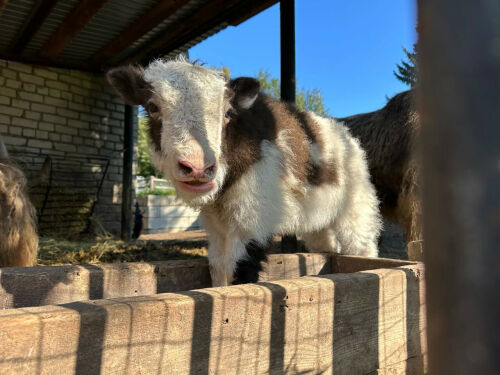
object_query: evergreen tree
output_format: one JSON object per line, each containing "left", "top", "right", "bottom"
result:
{"left": 394, "top": 45, "right": 418, "bottom": 87}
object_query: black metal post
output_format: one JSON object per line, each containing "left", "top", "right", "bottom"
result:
{"left": 280, "top": 0, "right": 298, "bottom": 252}
{"left": 419, "top": 0, "right": 500, "bottom": 373}
{"left": 121, "top": 104, "right": 134, "bottom": 240}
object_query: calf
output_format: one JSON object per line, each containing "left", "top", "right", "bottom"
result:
{"left": 0, "top": 134, "right": 38, "bottom": 267}
{"left": 339, "top": 90, "right": 422, "bottom": 252}
{"left": 108, "top": 59, "right": 381, "bottom": 286}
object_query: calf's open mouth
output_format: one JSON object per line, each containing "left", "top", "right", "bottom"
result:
{"left": 177, "top": 179, "right": 215, "bottom": 193}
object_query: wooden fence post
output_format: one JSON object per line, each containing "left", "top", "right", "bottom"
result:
{"left": 418, "top": 0, "right": 500, "bottom": 373}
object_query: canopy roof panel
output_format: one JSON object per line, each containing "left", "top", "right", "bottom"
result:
{"left": 0, "top": 0, "right": 278, "bottom": 72}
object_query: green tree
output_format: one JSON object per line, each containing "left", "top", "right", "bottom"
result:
{"left": 256, "top": 69, "right": 330, "bottom": 116}
{"left": 394, "top": 45, "right": 418, "bottom": 87}
{"left": 137, "top": 117, "right": 158, "bottom": 177}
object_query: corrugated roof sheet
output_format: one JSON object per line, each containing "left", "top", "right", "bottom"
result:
{"left": 59, "top": 0, "right": 160, "bottom": 63}
{"left": 0, "top": 0, "right": 278, "bottom": 71}
{"left": 0, "top": 0, "right": 35, "bottom": 50}
{"left": 110, "top": 0, "right": 208, "bottom": 65}
{"left": 23, "top": 0, "right": 79, "bottom": 57}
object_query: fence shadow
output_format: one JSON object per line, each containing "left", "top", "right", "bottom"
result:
{"left": 0, "top": 265, "right": 74, "bottom": 308}
{"left": 401, "top": 267, "right": 424, "bottom": 375}
{"left": 63, "top": 301, "right": 108, "bottom": 375}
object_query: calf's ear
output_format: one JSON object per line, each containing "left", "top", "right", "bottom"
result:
{"left": 229, "top": 77, "right": 260, "bottom": 109}
{"left": 106, "top": 65, "right": 151, "bottom": 106}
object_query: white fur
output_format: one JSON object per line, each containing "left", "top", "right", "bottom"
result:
{"left": 238, "top": 93, "right": 258, "bottom": 109}
{"left": 145, "top": 59, "right": 228, "bottom": 205}
{"left": 201, "top": 114, "right": 381, "bottom": 285}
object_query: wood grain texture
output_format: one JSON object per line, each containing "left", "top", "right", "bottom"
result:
{"left": 333, "top": 254, "right": 417, "bottom": 273}
{"left": 0, "top": 253, "right": 339, "bottom": 309}
{"left": 0, "top": 260, "right": 211, "bottom": 309}
{"left": 0, "top": 264, "right": 426, "bottom": 374}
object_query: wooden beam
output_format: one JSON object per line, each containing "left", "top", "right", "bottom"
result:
{"left": 88, "top": 0, "right": 190, "bottom": 67}
{"left": 9, "top": 0, "right": 58, "bottom": 54}
{"left": 0, "top": 264, "right": 426, "bottom": 374}
{"left": 123, "top": 0, "right": 238, "bottom": 64}
{"left": 0, "top": 254, "right": 415, "bottom": 309}
{"left": 38, "top": 0, "right": 108, "bottom": 59}
{"left": 0, "top": 0, "right": 8, "bottom": 18}
{"left": 229, "top": 0, "right": 278, "bottom": 26}
{"left": 332, "top": 254, "right": 417, "bottom": 274}
{"left": 122, "top": 0, "right": 278, "bottom": 66}
{"left": 0, "top": 52, "right": 101, "bottom": 72}
{"left": 418, "top": 0, "right": 500, "bottom": 374}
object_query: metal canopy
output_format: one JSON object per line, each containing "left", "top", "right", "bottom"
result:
{"left": 0, "top": 0, "right": 278, "bottom": 71}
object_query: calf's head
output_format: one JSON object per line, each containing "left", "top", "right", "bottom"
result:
{"left": 107, "top": 59, "right": 260, "bottom": 205}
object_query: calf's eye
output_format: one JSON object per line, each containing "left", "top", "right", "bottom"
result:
{"left": 148, "top": 103, "right": 159, "bottom": 114}
{"left": 224, "top": 110, "right": 231, "bottom": 119}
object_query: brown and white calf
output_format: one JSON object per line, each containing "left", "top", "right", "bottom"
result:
{"left": 108, "top": 59, "right": 381, "bottom": 286}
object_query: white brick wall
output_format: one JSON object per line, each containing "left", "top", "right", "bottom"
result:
{"left": 0, "top": 60, "right": 138, "bottom": 234}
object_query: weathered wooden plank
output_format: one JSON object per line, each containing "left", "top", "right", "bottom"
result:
{"left": 0, "top": 260, "right": 210, "bottom": 309}
{"left": 259, "top": 252, "right": 332, "bottom": 281}
{"left": 38, "top": 0, "right": 108, "bottom": 59}
{"left": 333, "top": 254, "right": 417, "bottom": 273}
{"left": 0, "top": 264, "right": 426, "bottom": 375}
{"left": 0, "top": 254, "right": 334, "bottom": 309}
{"left": 367, "top": 355, "right": 428, "bottom": 375}
{"left": 419, "top": 0, "right": 500, "bottom": 373}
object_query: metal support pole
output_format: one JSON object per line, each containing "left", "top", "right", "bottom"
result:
{"left": 121, "top": 104, "right": 134, "bottom": 240}
{"left": 419, "top": 0, "right": 500, "bottom": 373}
{"left": 280, "top": 0, "right": 297, "bottom": 252}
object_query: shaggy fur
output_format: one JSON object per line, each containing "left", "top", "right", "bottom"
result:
{"left": 339, "top": 89, "right": 422, "bottom": 245}
{"left": 108, "top": 59, "right": 382, "bottom": 286}
{"left": 0, "top": 158, "right": 38, "bottom": 267}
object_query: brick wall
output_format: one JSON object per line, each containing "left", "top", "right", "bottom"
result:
{"left": 0, "top": 60, "right": 137, "bottom": 234}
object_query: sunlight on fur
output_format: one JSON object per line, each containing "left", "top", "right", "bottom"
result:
{"left": 0, "top": 159, "right": 38, "bottom": 267}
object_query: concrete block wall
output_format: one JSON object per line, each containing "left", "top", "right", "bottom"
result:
{"left": 136, "top": 196, "right": 201, "bottom": 234}
{"left": 0, "top": 60, "right": 137, "bottom": 234}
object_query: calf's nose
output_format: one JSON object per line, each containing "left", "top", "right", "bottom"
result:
{"left": 177, "top": 160, "right": 216, "bottom": 180}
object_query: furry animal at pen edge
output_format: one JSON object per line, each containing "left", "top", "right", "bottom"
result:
{"left": 0, "top": 134, "right": 38, "bottom": 267}
{"left": 107, "top": 57, "right": 381, "bottom": 286}
{"left": 339, "top": 90, "right": 422, "bottom": 247}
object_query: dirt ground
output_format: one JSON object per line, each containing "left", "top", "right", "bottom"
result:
{"left": 38, "top": 220, "right": 407, "bottom": 266}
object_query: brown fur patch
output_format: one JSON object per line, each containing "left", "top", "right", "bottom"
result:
{"left": 283, "top": 104, "right": 338, "bottom": 185}
{"left": 219, "top": 91, "right": 338, "bottom": 195}
{"left": 146, "top": 115, "right": 162, "bottom": 152}
{"left": 106, "top": 65, "right": 153, "bottom": 106}
{"left": 0, "top": 159, "right": 38, "bottom": 267}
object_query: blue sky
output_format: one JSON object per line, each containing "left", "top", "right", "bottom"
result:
{"left": 189, "top": 0, "right": 417, "bottom": 117}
